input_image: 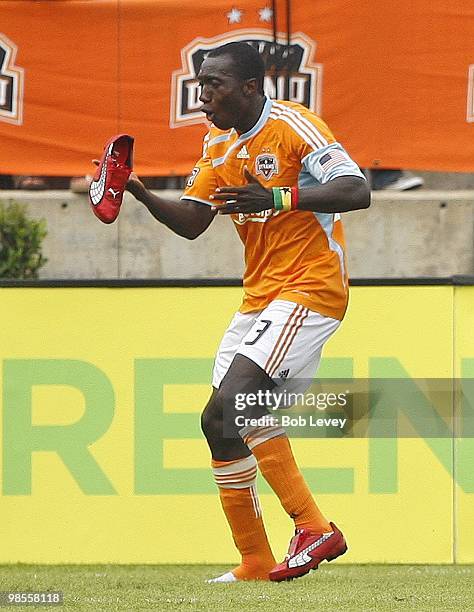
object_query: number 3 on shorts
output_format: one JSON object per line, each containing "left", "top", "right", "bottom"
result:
{"left": 244, "top": 319, "right": 272, "bottom": 346}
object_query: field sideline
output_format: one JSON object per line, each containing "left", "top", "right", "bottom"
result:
{"left": 0, "top": 565, "right": 472, "bottom": 610}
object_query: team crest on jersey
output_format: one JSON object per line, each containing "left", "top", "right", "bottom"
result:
{"left": 0, "top": 34, "right": 24, "bottom": 125}
{"left": 170, "top": 29, "right": 322, "bottom": 128}
{"left": 255, "top": 153, "right": 278, "bottom": 180}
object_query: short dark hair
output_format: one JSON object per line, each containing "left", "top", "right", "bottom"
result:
{"left": 207, "top": 42, "right": 265, "bottom": 93}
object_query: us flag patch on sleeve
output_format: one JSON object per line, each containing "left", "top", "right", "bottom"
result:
{"left": 319, "top": 150, "right": 349, "bottom": 172}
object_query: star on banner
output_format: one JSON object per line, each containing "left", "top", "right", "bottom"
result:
{"left": 226, "top": 7, "right": 243, "bottom": 24}
{"left": 259, "top": 6, "right": 273, "bottom": 22}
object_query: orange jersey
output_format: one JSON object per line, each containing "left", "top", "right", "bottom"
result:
{"left": 182, "top": 98, "right": 365, "bottom": 320}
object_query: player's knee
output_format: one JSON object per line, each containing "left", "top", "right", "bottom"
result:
{"left": 200, "top": 396, "right": 223, "bottom": 441}
{"left": 201, "top": 387, "right": 253, "bottom": 461}
{"left": 200, "top": 407, "right": 214, "bottom": 439}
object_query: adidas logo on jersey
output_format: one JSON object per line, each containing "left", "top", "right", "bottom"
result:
{"left": 279, "top": 369, "right": 290, "bottom": 380}
{"left": 237, "top": 145, "right": 250, "bottom": 159}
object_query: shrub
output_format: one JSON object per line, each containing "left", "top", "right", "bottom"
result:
{"left": 0, "top": 200, "right": 47, "bottom": 279}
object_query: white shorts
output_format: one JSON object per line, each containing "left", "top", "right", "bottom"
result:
{"left": 212, "top": 299, "right": 341, "bottom": 390}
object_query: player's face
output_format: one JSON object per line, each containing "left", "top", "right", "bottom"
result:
{"left": 197, "top": 55, "right": 249, "bottom": 131}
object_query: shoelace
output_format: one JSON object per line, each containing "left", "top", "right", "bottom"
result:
{"left": 110, "top": 158, "right": 129, "bottom": 172}
{"left": 284, "top": 529, "right": 305, "bottom": 560}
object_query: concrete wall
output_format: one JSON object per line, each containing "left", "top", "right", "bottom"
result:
{"left": 344, "top": 190, "right": 474, "bottom": 278}
{"left": 0, "top": 189, "right": 473, "bottom": 279}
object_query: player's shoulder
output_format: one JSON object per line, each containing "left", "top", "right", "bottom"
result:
{"left": 269, "top": 99, "right": 335, "bottom": 144}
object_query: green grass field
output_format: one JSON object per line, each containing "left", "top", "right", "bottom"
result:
{"left": 0, "top": 565, "right": 472, "bottom": 611}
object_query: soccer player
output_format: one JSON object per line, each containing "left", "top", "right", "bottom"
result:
{"left": 125, "top": 42, "right": 370, "bottom": 582}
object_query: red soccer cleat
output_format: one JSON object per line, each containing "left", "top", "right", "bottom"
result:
{"left": 269, "top": 522, "right": 347, "bottom": 582}
{"left": 89, "top": 133, "right": 134, "bottom": 224}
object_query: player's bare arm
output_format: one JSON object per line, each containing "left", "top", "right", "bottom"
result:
{"left": 90, "top": 158, "right": 216, "bottom": 239}
{"left": 127, "top": 171, "right": 216, "bottom": 240}
{"left": 211, "top": 167, "right": 370, "bottom": 215}
{"left": 295, "top": 175, "right": 370, "bottom": 213}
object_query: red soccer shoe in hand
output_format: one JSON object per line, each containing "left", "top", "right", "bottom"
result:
{"left": 89, "top": 134, "right": 134, "bottom": 224}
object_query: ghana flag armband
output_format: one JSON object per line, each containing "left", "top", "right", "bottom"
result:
{"left": 272, "top": 187, "right": 299, "bottom": 212}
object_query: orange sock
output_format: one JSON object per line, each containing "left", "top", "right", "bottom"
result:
{"left": 212, "top": 455, "right": 275, "bottom": 580}
{"left": 249, "top": 434, "right": 331, "bottom": 534}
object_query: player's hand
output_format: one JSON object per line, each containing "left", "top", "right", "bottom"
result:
{"left": 92, "top": 159, "right": 145, "bottom": 198}
{"left": 125, "top": 171, "right": 146, "bottom": 198}
{"left": 210, "top": 167, "right": 273, "bottom": 214}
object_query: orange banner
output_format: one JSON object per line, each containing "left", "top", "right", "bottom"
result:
{"left": 1, "top": 0, "right": 473, "bottom": 176}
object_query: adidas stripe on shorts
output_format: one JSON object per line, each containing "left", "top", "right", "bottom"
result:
{"left": 212, "top": 299, "right": 340, "bottom": 392}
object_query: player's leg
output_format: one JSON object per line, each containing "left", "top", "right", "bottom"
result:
{"left": 232, "top": 300, "right": 348, "bottom": 580}
{"left": 202, "top": 313, "right": 275, "bottom": 582}
{"left": 201, "top": 353, "right": 276, "bottom": 459}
